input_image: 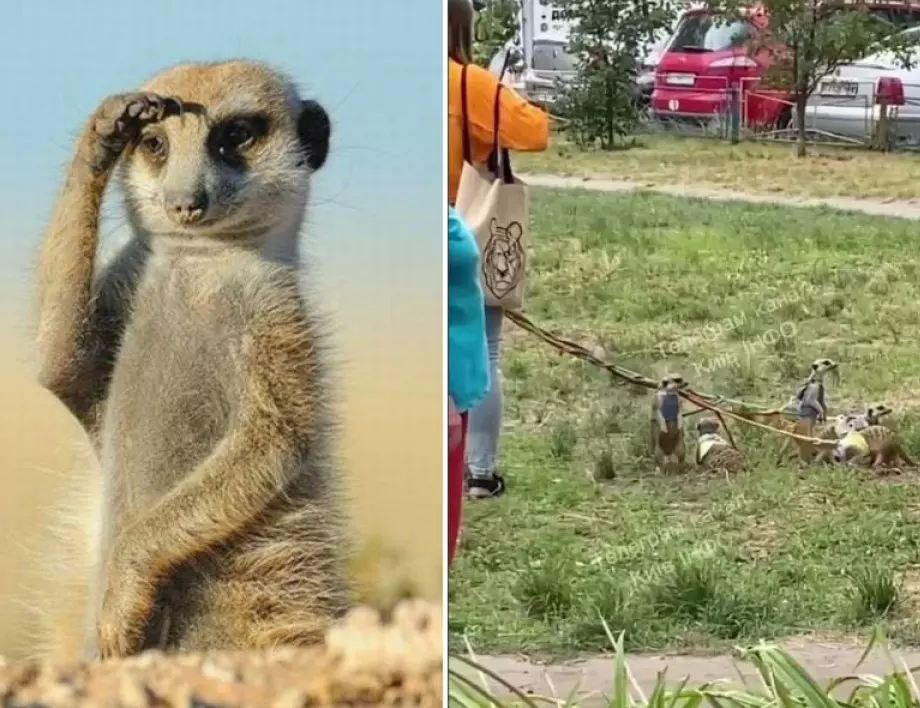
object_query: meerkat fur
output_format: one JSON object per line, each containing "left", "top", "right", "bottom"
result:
{"left": 649, "top": 373, "right": 687, "bottom": 473}
{"left": 695, "top": 417, "right": 745, "bottom": 474}
{"left": 776, "top": 358, "right": 837, "bottom": 464}
{"left": 24, "top": 438, "right": 103, "bottom": 662}
{"left": 33, "top": 59, "right": 349, "bottom": 660}
{"left": 813, "top": 403, "right": 893, "bottom": 465}
{"left": 856, "top": 424, "right": 916, "bottom": 471}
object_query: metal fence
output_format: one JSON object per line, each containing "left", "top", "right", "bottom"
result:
{"left": 635, "top": 77, "right": 920, "bottom": 153}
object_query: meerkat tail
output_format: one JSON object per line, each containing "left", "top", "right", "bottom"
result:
{"left": 26, "top": 445, "right": 102, "bottom": 662}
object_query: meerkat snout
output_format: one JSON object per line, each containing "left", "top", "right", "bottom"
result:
{"left": 164, "top": 186, "right": 209, "bottom": 226}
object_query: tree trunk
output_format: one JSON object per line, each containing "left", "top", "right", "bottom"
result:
{"left": 605, "top": 73, "right": 615, "bottom": 149}
{"left": 794, "top": 91, "right": 808, "bottom": 158}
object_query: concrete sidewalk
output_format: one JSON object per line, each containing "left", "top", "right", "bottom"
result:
{"left": 452, "top": 642, "right": 920, "bottom": 705}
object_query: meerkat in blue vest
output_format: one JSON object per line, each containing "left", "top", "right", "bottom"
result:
{"left": 649, "top": 373, "right": 687, "bottom": 473}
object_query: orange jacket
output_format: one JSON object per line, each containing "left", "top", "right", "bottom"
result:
{"left": 447, "top": 59, "right": 550, "bottom": 204}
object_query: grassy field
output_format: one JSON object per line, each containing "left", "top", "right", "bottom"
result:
{"left": 513, "top": 134, "right": 920, "bottom": 200}
{"left": 449, "top": 186, "right": 920, "bottom": 659}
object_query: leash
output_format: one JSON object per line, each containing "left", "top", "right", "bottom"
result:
{"left": 502, "top": 309, "right": 835, "bottom": 449}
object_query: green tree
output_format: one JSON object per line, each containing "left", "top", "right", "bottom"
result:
{"left": 557, "top": 0, "right": 679, "bottom": 149}
{"left": 723, "top": 0, "right": 920, "bottom": 156}
{"left": 473, "top": 0, "right": 521, "bottom": 67}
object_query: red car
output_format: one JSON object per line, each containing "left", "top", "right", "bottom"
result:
{"left": 651, "top": 1, "right": 920, "bottom": 130}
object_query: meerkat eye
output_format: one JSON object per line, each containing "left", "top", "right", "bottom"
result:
{"left": 224, "top": 121, "right": 254, "bottom": 150}
{"left": 210, "top": 114, "right": 269, "bottom": 167}
{"left": 140, "top": 134, "right": 168, "bottom": 159}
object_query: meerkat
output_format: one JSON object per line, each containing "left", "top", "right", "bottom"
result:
{"left": 850, "top": 403, "right": 894, "bottom": 430}
{"left": 649, "top": 373, "right": 687, "bottom": 473}
{"left": 810, "top": 413, "right": 858, "bottom": 465}
{"left": 33, "top": 60, "right": 347, "bottom": 661}
{"left": 852, "top": 424, "right": 915, "bottom": 471}
{"left": 695, "top": 417, "right": 745, "bottom": 474}
{"left": 815, "top": 403, "right": 893, "bottom": 463}
{"left": 831, "top": 429, "right": 871, "bottom": 467}
{"left": 776, "top": 358, "right": 837, "bottom": 464}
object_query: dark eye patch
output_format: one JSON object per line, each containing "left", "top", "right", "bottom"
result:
{"left": 207, "top": 113, "right": 270, "bottom": 169}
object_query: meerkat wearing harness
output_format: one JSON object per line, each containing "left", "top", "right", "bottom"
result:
{"left": 831, "top": 416, "right": 874, "bottom": 467}
{"left": 813, "top": 403, "right": 893, "bottom": 464}
{"left": 695, "top": 417, "right": 745, "bottom": 474}
{"left": 33, "top": 60, "right": 347, "bottom": 660}
{"left": 849, "top": 403, "right": 893, "bottom": 430}
{"left": 649, "top": 373, "right": 687, "bottom": 472}
{"left": 837, "top": 403, "right": 913, "bottom": 471}
{"left": 776, "top": 358, "right": 837, "bottom": 464}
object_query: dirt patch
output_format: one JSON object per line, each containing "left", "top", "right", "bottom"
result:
{"left": 0, "top": 601, "right": 442, "bottom": 707}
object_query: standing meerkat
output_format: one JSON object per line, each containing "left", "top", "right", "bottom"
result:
{"left": 34, "top": 60, "right": 347, "bottom": 660}
{"left": 695, "top": 417, "right": 745, "bottom": 474}
{"left": 776, "top": 358, "right": 837, "bottom": 464}
{"left": 649, "top": 373, "right": 687, "bottom": 473}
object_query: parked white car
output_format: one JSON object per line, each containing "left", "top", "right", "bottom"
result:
{"left": 801, "top": 26, "right": 920, "bottom": 145}
{"left": 489, "top": 33, "right": 676, "bottom": 110}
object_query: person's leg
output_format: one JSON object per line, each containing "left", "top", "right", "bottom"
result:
{"left": 466, "top": 306, "right": 506, "bottom": 499}
{"left": 447, "top": 412, "right": 468, "bottom": 567}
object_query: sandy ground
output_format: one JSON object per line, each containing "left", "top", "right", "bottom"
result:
{"left": 453, "top": 642, "right": 920, "bottom": 705}
{"left": 0, "top": 600, "right": 442, "bottom": 707}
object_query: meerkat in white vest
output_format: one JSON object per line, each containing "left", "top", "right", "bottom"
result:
{"left": 695, "top": 417, "right": 745, "bottom": 474}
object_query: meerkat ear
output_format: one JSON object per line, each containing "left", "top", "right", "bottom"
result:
{"left": 297, "top": 100, "right": 331, "bottom": 171}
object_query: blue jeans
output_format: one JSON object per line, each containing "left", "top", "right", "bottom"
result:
{"left": 466, "top": 306, "right": 503, "bottom": 478}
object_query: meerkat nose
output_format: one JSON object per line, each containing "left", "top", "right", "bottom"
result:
{"left": 165, "top": 189, "right": 209, "bottom": 225}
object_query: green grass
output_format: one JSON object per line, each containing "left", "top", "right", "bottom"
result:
{"left": 513, "top": 134, "right": 920, "bottom": 199}
{"left": 449, "top": 187, "right": 920, "bottom": 658}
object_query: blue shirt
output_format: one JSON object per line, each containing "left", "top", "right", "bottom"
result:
{"left": 660, "top": 393, "right": 680, "bottom": 423}
{"left": 448, "top": 207, "right": 490, "bottom": 412}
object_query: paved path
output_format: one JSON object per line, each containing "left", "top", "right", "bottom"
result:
{"left": 453, "top": 642, "right": 920, "bottom": 705}
{"left": 522, "top": 172, "right": 920, "bottom": 221}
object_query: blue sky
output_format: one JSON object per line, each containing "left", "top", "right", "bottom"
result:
{"left": 0, "top": 0, "right": 444, "bottom": 332}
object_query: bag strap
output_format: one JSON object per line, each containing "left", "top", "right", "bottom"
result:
{"left": 489, "top": 83, "right": 515, "bottom": 185}
{"left": 460, "top": 64, "right": 472, "bottom": 165}
{"left": 461, "top": 63, "right": 515, "bottom": 184}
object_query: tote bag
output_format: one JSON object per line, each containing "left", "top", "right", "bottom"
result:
{"left": 453, "top": 64, "right": 530, "bottom": 311}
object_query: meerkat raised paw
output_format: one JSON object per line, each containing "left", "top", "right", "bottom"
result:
{"left": 35, "top": 60, "right": 345, "bottom": 660}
